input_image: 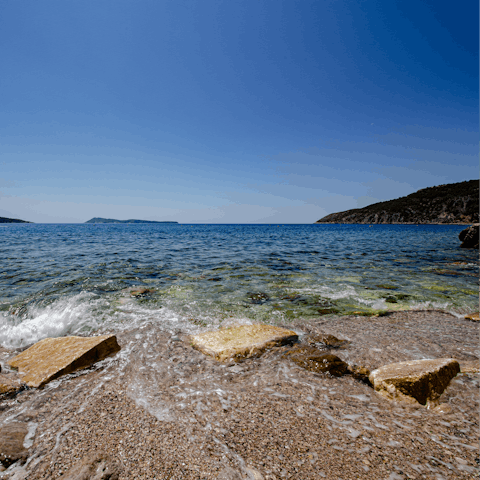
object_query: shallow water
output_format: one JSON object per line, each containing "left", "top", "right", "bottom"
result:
{"left": 0, "top": 222, "right": 478, "bottom": 478}
{"left": 0, "top": 311, "right": 478, "bottom": 479}
{"left": 0, "top": 223, "right": 477, "bottom": 348}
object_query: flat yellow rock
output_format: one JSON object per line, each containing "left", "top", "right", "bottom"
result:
{"left": 369, "top": 358, "right": 460, "bottom": 405}
{"left": 8, "top": 335, "right": 121, "bottom": 388}
{"left": 191, "top": 324, "right": 298, "bottom": 362}
{"left": 464, "top": 312, "right": 479, "bottom": 322}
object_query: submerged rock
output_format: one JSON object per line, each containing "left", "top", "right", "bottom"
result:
{"left": 217, "top": 467, "right": 264, "bottom": 480}
{"left": 347, "top": 364, "right": 372, "bottom": 385}
{"left": 459, "top": 224, "right": 479, "bottom": 249}
{"left": 217, "top": 467, "right": 243, "bottom": 480}
{"left": 0, "top": 423, "right": 28, "bottom": 468}
{"left": 283, "top": 346, "right": 348, "bottom": 376}
{"left": 246, "top": 292, "right": 270, "bottom": 304}
{"left": 369, "top": 358, "right": 460, "bottom": 405}
{"left": 0, "top": 373, "right": 25, "bottom": 397}
{"left": 190, "top": 325, "right": 298, "bottom": 362}
{"left": 305, "top": 333, "right": 350, "bottom": 349}
{"left": 8, "top": 335, "right": 121, "bottom": 388}
{"left": 129, "top": 287, "right": 154, "bottom": 297}
{"left": 58, "top": 453, "right": 121, "bottom": 480}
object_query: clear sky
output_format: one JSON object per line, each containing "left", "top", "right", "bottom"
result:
{"left": 1, "top": 0, "right": 478, "bottom": 223}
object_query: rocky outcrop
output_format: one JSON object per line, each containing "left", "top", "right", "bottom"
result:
{"left": 190, "top": 325, "right": 298, "bottom": 362}
{"left": 0, "top": 423, "right": 29, "bottom": 468}
{"left": 8, "top": 335, "right": 121, "bottom": 388}
{"left": 316, "top": 179, "right": 478, "bottom": 224}
{"left": 369, "top": 358, "right": 460, "bottom": 405}
{"left": 459, "top": 224, "right": 479, "bottom": 248}
{"left": 58, "top": 453, "right": 121, "bottom": 480}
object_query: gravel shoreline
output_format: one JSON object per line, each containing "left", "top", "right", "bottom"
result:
{"left": 1, "top": 310, "right": 478, "bottom": 479}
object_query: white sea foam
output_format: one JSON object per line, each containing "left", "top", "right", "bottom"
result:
{"left": 0, "top": 293, "right": 104, "bottom": 349}
{"left": 0, "top": 289, "right": 227, "bottom": 350}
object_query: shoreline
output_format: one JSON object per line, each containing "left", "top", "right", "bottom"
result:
{"left": 1, "top": 309, "right": 478, "bottom": 479}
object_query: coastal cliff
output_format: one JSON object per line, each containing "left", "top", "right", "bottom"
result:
{"left": 316, "top": 179, "right": 478, "bottom": 224}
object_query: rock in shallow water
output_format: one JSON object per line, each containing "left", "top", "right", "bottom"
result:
{"left": 8, "top": 335, "right": 121, "bottom": 388}
{"left": 190, "top": 325, "right": 298, "bottom": 362}
{"left": 464, "top": 312, "right": 479, "bottom": 322}
{"left": 0, "top": 423, "right": 28, "bottom": 468}
{"left": 369, "top": 358, "right": 460, "bottom": 405}
{"left": 305, "top": 333, "right": 350, "bottom": 349}
{"left": 58, "top": 453, "right": 121, "bottom": 480}
{"left": 0, "top": 373, "right": 25, "bottom": 397}
{"left": 129, "top": 287, "right": 154, "bottom": 297}
{"left": 217, "top": 467, "right": 264, "bottom": 480}
{"left": 346, "top": 364, "right": 372, "bottom": 385}
{"left": 216, "top": 467, "right": 243, "bottom": 480}
{"left": 283, "top": 346, "right": 349, "bottom": 376}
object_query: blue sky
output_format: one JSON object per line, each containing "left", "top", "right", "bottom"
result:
{"left": 1, "top": 0, "right": 477, "bottom": 223}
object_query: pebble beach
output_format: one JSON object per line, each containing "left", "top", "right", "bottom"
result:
{"left": 1, "top": 309, "right": 478, "bottom": 479}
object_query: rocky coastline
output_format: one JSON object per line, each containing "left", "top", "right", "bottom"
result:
{"left": 316, "top": 180, "right": 478, "bottom": 224}
{"left": 0, "top": 309, "right": 478, "bottom": 479}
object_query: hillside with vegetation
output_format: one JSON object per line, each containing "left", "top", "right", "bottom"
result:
{"left": 85, "top": 218, "right": 178, "bottom": 224}
{"left": 0, "top": 216, "right": 32, "bottom": 223}
{"left": 316, "top": 180, "right": 478, "bottom": 224}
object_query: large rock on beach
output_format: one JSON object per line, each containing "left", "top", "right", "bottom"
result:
{"left": 369, "top": 358, "right": 460, "bottom": 405}
{"left": 190, "top": 325, "right": 298, "bottom": 362}
{"left": 459, "top": 224, "right": 479, "bottom": 249}
{"left": 58, "top": 452, "right": 121, "bottom": 480}
{"left": 8, "top": 335, "right": 121, "bottom": 388}
{"left": 0, "top": 423, "right": 29, "bottom": 468}
{"left": 282, "top": 346, "right": 349, "bottom": 376}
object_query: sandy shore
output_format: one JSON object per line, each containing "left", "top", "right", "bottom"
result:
{"left": 0, "top": 310, "right": 478, "bottom": 479}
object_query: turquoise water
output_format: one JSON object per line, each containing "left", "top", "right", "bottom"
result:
{"left": 0, "top": 223, "right": 477, "bottom": 348}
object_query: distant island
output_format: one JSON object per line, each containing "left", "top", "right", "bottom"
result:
{"left": 0, "top": 216, "right": 32, "bottom": 223}
{"left": 85, "top": 218, "right": 178, "bottom": 224}
{"left": 316, "top": 179, "right": 479, "bottom": 224}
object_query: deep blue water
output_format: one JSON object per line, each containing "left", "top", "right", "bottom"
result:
{"left": 0, "top": 223, "right": 477, "bottom": 348}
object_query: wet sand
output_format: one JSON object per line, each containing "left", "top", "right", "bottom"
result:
{"left": 0, "top": 310, "right": 478, "bottom": 479}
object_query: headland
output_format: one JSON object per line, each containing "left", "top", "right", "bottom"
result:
{"left": 316, "top": 180, "right": 478, "bottom": 224}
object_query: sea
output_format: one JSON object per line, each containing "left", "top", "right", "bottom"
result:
{"left": 1, "top": 223, "right": 477, "bottom": 350}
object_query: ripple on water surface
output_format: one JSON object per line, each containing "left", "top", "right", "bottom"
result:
{"left": 0, "top": 223, "right": 477, "bottom": 346}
